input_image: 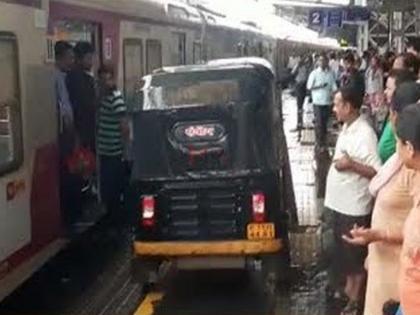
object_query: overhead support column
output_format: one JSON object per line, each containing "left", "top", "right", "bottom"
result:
{"left": 416, "top": 0, "right": 420, "bottom": 34}
{"left": 392, "top": 10, "right": 404, "bottom": 53}
{"left": 352, "top": 0, "right": 368, "bottom": 52}
{"left": 357, "top": 21, "right": 369, "bottom": 52}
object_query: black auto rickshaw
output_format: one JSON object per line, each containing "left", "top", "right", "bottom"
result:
{"left": 130, "top": 57, "right": 296, "bottom": 291}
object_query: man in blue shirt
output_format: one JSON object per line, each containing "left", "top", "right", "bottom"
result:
{"left": 54, "top": 41, "right": 82, "bottom": 228}
{"left": 54, "top": 41, "right": 74, "bottom": 140}
{"left": 307, "top": 54, "right": 337, "bottom": 148}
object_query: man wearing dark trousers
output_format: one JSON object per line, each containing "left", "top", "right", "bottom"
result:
{"left": 66, "top": 41, "right": 97, "bottom": 152}
{"left": 97, "top": 65, "right": 129, "bottom": 231}
{"left": 292, "top": 56, "right": 311, "bottom": 132}
{"left": 54, "top": 41, "right": 81, "bottom": 229}
{"left": 65, "top": 41, "right": 97, "bottom": 228}
{"left": 307, "top": 54, "right": 337, "bottom": 149}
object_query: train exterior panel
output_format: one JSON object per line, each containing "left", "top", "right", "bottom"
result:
{"left": 0, "top": 0, "right": 62, "bottom": 302}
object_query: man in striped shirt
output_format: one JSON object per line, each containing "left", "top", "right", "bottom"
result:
{"left": 97, "top": 65, "right": 129, "bottom": 221}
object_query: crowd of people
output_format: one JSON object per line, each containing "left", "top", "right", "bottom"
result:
{"left": 54, "top": 41, "right": 129, "bottom": 233}
{"left": 289, "top": 40, "right": 420, "bottom": 315}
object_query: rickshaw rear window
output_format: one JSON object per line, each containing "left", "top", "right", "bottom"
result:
{"left": 162, "top": 80, "right": 239, "bottom": 108}
{"left": 144, "top": 71, "right": 249, "bottom": 110}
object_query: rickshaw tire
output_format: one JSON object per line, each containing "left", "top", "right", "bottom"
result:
{"left": 131, "top": 257, "right": 160, "bottom": 287}
{"left": 276, "top": 251, "right": 292, "bottom": 289}
{"left": 142, "top": 282, "right": 155, "bottom": 295}
{"left": 257, "top": 251, "right": 292, "bottom": 295}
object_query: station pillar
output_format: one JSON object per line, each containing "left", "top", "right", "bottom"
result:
{"left": 357, "top": 21, "right": 369, "bottom": 53}
{"left": 391, "top": 10, "right": 404, "bottom": 53}
{"left": 416, "top": 0, "right": 420, "bottom": 34}
{"left": 354, "top": 0, "right": 369, "bottom": 53}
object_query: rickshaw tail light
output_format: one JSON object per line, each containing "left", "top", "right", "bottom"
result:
{"left": 252, "top": 192, "right": 266, "bottom": 223}
{"left": 141, "top": 195, "right": 156, "bottom": 227}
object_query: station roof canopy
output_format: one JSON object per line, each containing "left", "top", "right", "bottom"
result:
{"left": 156, "top": 57, "right": 276, "bottom": 76}
{"left": 190, "top": 0, "right": 340, "bottom": 47}
{"left": 271, "top": 0, "right": 351, "bottom": 7}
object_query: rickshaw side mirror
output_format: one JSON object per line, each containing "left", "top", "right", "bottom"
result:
{"left": 135, "top": 79, "right": 146, "bottom": 108}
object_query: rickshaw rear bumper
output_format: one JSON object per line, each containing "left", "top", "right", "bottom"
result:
{"left": 133, "top": 239, "right": 283, "bottom": 257}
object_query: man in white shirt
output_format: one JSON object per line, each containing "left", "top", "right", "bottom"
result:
{"left": 324, "top": 86, "right": 382, "bottom": 314}
{"left": 288, "top": 55, "right": 300, "bottom": 71}
{"left": 307, "top": 54, "right": 337, "bottom": 149}
{"left": 329, "top": 52, "right": 340, "bottom": 83}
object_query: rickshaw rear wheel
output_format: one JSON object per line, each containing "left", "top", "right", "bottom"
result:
{"left": 131, "top": 257, "right": 161, "bottom": 287}
{"left": 251, "top": 250, "right": 291, "bottom": 297}
{"left": 265, "top": 251, "right": 292, "bottom": 290}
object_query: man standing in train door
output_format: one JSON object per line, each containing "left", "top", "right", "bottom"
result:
{"left": 97, "top": 65, "right": 129, "bottom": 233}
{"left": 66, "top": 41, "right": 98, "bottom": 226}
{"left": 66, "top": 41, "right": 97, "bottom": 153}
{"left": 54, "top": 41, "right": 74, "bottom": 139}
{"left": 307, "top": 53, "right": 337, "bottom": 150}
{"left": 54, "top": 41, "right": 81, "bottom": 229}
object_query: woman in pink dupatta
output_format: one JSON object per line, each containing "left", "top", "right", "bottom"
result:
{"left": 344, "top": 154, "right": 415, "bottom": 315}
{"left": 395, "top": 104, "right": 420, "bottom": 315}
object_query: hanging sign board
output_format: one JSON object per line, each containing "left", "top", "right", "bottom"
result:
{"left": 309, "top": 10, "right": 324, "bottom": 27}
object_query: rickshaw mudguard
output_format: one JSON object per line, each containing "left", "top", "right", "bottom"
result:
{"left": 133, "top": 239, "right": 283, "bottom": 257}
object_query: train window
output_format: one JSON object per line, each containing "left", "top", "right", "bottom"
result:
{"left": 146, "top": 39, "right": 162, "bottom": 74}
{"left": 193, "top": 41, "right": 201, "bottom": 64}
{"left": 172, "top": 32, "right": 186, "bottom": 65}
{"left": 0, "top": 34, "right": 23, "bottom": 175}
{"left": 53, "top": 20, "right": 102, "bottom": 69}
{"left": 168, "top": 4, "right": 189, "bottom": 20}
{"left": 123, "top": 39, "right": 144, "bottom": 109}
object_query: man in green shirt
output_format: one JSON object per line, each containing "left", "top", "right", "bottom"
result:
{"left": 379, "top": 70, "right": 416, "bottom": 162}
{"left": 97, "top": 65, "right": 129, "bottom": 229}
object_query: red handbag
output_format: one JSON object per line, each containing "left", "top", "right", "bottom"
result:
{"left": 66, "top": 147, "right": 96, "bottom": 178}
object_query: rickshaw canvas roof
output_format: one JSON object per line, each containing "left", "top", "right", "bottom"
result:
{"left": 155, "top": 57, "right": 275, "bottom": 78}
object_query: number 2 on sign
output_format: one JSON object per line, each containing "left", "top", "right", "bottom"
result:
{"left": 312, "top": 12, "right": 321, "bottom": 25}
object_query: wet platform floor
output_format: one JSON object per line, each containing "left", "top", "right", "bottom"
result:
{"left": 133, "top": 269, "right": 341, "bottom": 315}
{"left": 147, "top": 271, "right": 273, "bottom": 315}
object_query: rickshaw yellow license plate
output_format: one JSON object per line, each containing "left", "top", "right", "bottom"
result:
{"left": 247, "top": 223, "right": 275, "bottom": 240}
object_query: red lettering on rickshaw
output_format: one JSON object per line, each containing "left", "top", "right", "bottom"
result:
{"left": 184, "top": 125, "right": 215, "bottom": 138}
